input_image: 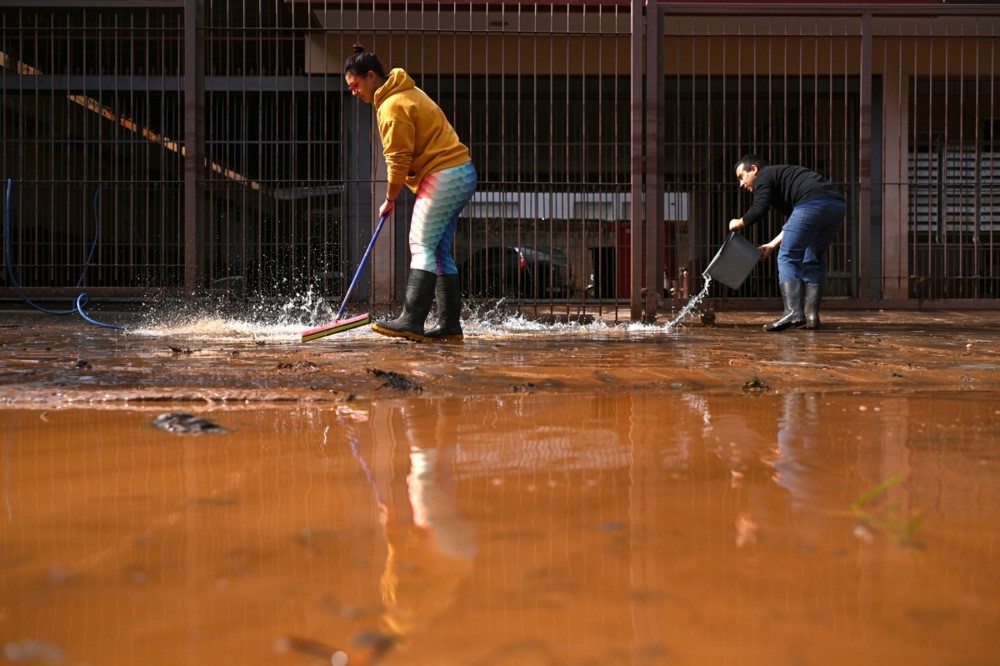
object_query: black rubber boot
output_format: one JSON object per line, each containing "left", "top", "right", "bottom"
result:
{"left": 424, "top": 274, "right": 464, "bottom": 343}
{"left": 804, "top": 283, "right": 823, "bottom": 330}
{"left": 371, "top": 269, "right": 437, "bottom": 342}
{"left": 764, "top": 279, "right": 806, "bottom": 332}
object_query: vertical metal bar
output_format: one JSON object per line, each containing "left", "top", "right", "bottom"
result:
{"left": 542, "top": 3, "right": 552, "bottom": 304}
{"left": 989, "top": 22, "right": 997, "bottom": 295}
{"left": 80, "top": 9, "right": 90, "bottom": 287}
{"left": 43, "top": 11, "right": 53, "bottom": 286}
{"left": 17, "top": 10, "right": 26, "bottom": 286}
{"left": 632, "top": 3, "right": 666, "bottom": 323}
{"left": 372, "top": 4, "right": 390, "bottom": 298}
{"left": 524, "top": 5, "right": 532, "bottom": 304}
{"left": 560, "top": 2, "right": 570, "bottom": 313}
{"left": 768, "top": 19, "right": 791, "bottom": 162}
{"left": 245, "top": 1, "right": 258, "bottom": 295}
{"left": 97, "top": 11, "right": 106, "bottom": 287}
{"left": 719, "top": 16, "right": 730, "bottom": 296}
{"left": 923, "top": 24, "right": 934, "bottom": 296}
{"left": 770, "top": 16, "right": 777, "bottom": 165}
{"left": 958, "top": 22, "right": 968, "bottom": 297}
{"left": 643, "top": 4, "right": 662, "bottom": 322}
{"left": 885, "top": 16, "right": 909, "bottom": 300}
{"left": 910, "top": 28, "right": 919, "bottom": 299}
{"left": 576, "top": 1, "right": 584, "bottom": 317}
{"left": 858, "top": 12, "right": 872, "bottom": 299}
{"left": 971, "top": 23, "right": 980, "bottom": 298}
{"left": 183, "top": 0, "right": 205, "bottom": 292}
{"left": 629, "top": 0, "right": 644, "bottom": 321}
{"left": 942, "top": 21, "right": 951, "bottom": 296}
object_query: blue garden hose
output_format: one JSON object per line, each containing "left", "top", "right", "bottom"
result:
{"left": 4, "top": 178, "right": 124, "bottom": 329}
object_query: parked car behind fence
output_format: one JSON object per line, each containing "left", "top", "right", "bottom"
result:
{"left": 460, "top": 246, "right": 574, "bottom": 299}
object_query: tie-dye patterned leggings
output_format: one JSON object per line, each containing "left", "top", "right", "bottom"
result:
{"left": 409, "top": 161, "right": 477, "bottom": 275}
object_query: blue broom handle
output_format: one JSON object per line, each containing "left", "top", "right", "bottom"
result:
{"left": 336, "top": 213, "right": 388, "bottom": 320}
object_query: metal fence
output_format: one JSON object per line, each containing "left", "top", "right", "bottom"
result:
{"left": 0, "top": 7, "right": 186, "bottom": 295}
{"left": 1, "top": 2, "right": 998, "bottom": 317}
{"left": 650, "top": 3, "right": 1000, "bottom": 309}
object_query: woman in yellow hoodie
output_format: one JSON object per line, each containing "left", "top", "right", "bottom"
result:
{"left": 344, "top": 44, "right": 477, "bottom": 343}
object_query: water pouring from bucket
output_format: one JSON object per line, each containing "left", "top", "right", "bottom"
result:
{"left": 665, "top": 232, "right": 761, "bottom": 330}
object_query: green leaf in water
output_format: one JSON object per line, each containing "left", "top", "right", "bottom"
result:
{"left": 851, "top": 474, "right": 903, "bottom": 509}
{"left": 903, "top": 513, "right": 925, "bottom": 536}
{"left": 846, "top": 475, "right": 924, "bottom": 545}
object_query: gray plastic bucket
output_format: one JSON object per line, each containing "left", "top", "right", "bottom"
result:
{"left": 703, "top": 232, "right": 762, "bottom": 290}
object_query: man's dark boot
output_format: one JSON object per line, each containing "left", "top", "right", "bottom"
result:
{"left": 371, "top": 269, "right": 437, "bottom": 342}
{"left": 804, "top": 283, "right": 823, "bottom": 330}
{"left": 764, "top": 279, "right": 805, "bottom": 332}
{"left": 424, "top": 274, "right": 464, "bottom": 343}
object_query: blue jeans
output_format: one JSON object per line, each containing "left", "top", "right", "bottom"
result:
{"left": 776, "top": 198, "right": 846, "bottom": 284}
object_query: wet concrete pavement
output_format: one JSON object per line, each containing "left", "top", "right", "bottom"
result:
{"left": 1, "top": 308, "right": 998, "bottom": 404}
{"left": 1, "top": 308, "right": 998, "bottom": 665}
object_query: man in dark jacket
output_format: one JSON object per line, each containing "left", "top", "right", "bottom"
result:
{"left": 729, "top": 155, "right": 846, "bottom": 331}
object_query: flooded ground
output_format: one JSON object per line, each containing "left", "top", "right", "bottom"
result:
{"left": 1, "top": 307, "right": 998, "bottom": 665}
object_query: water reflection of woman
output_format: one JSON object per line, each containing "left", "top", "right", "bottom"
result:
{"left": 366, "top": 399, "right": 477, "bottom": 658}
{"left": 379, "top": 439, "right": 476, "bottom": 643}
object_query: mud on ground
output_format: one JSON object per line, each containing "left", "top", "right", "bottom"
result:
{"left": 1, "top": 308, "right": 997, "bottom": 406}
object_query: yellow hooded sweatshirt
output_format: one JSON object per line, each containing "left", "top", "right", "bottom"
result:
{"left": 374, "top": 68, "right": 472, "bottom": 193}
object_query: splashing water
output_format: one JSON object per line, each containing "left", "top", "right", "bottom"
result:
{"left": 129, "top": 289, "right": 631, "bottom": 343}
{"left": 663, "top": 275, "right": 712, "bottom": 331}
{"left": 131, "top": 286, "right": 337, "bottom": 342}
{"left": 128, "top": 279, "right": 717, "bottom": 343}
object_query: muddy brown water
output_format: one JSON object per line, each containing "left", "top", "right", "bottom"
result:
{"left": 1, "top": 309, "right": 998, "bottom": 665}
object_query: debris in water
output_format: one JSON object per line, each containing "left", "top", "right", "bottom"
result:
{"left": 351, "top": 631, "right": 395, "bottom": 657}
{"left": 274, "top": 632, "right": 393, "bottom": 664}
{"left": 740, "top": 376, "right": 769, "bottom": 392}
{"left": 276, "top": 361, "right": 319, "bottom": 372}
{"left": 367, "top": 368, "right": 424, "bottom": 393}
{"left": 853, "top": 523, "right": 876, "bottom": 544}
{"left": 273, "top": 635, "right": 339, "bottom": 659}
{"left": 512, "top": 383, "right": 538, "bottom": 393}
{"left": 153, "top": 412, "right": 229, "bottom": 435}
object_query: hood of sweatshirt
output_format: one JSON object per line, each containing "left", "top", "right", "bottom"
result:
{"left": 374, "top": 68, "right": 415, "bottom": 109}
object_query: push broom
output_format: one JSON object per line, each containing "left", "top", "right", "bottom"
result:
{"left": 301, "top": 213, "right": 387, "bottom": 342}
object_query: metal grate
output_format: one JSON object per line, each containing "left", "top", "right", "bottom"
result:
{"left": 2, "top": 2, "right": 998, "bottom": 313}
{"left": 655, "top": 4, "right": 1000, "bottom": 305}
{"left": 0, "top": 8, "right": 185, "bottom": 295}
{"left": 656, "top": 11, "right": 864, "bottom": 304}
